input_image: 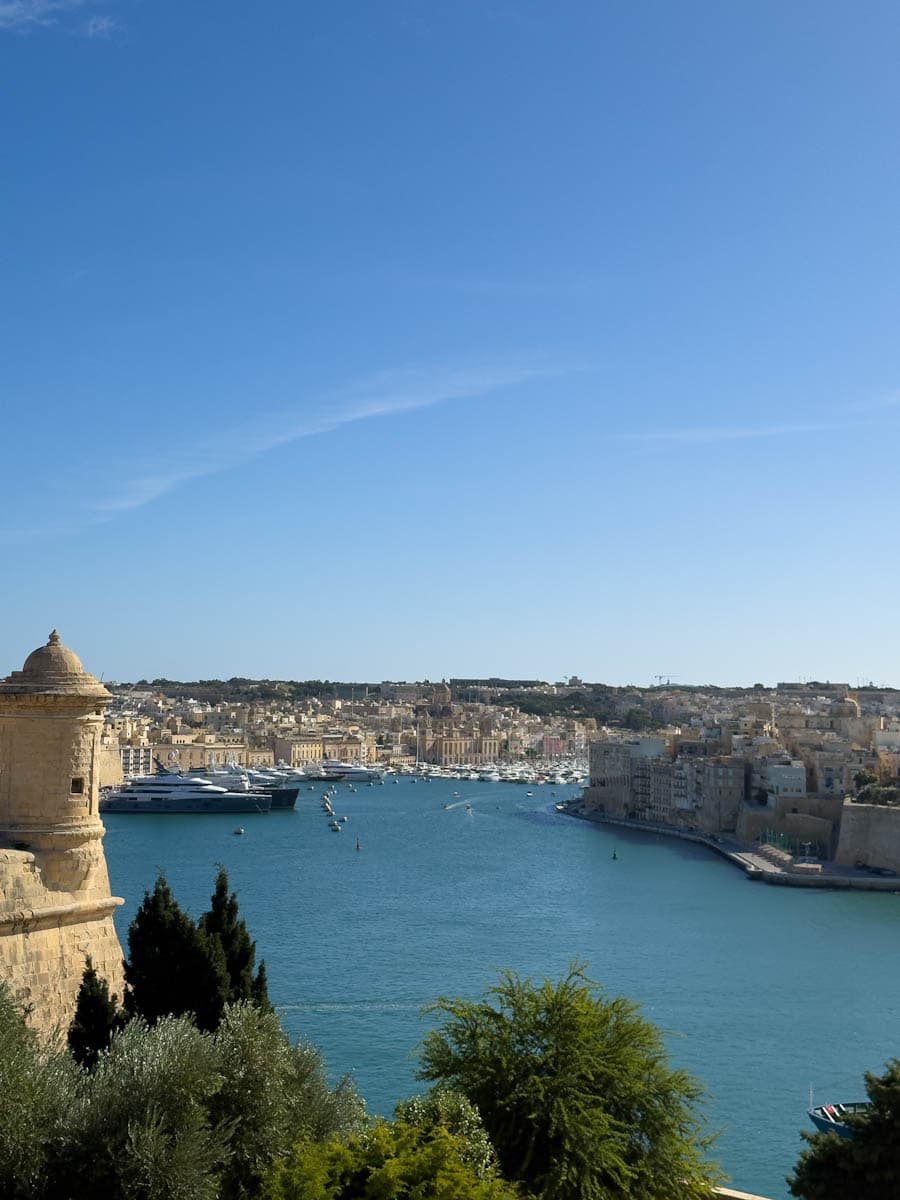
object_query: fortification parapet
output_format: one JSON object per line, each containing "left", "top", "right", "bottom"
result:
{"left": 0, "top": 632, "right": 124, "bottom": 1038}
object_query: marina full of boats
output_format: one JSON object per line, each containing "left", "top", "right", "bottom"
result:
{"left": 387, "top": 761, "right": 588, "bottom": 787}
{"left": 99, "top": 757, "right": 588, "bottom": 815}
{"left": 100, "top": 758, "right": 304, "bottom": 815}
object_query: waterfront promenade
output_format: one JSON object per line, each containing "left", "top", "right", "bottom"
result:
{"left": 568, "top": 803, "right": 900, "bottom": 891}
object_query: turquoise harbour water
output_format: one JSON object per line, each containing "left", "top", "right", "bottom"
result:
{"left": 104, "top": 778, "right": 900, "bottom": 1199}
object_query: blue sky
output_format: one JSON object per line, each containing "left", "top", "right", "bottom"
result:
{"left": 2, "top": 1, "right": 899, "bottom": 685}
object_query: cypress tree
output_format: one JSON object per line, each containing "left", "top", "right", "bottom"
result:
{"left": 68, "top": 956, "right": 124, "bottom": 1069}
{"left": 251, "top": 959, "right": 271, "bottom": 1012}
{"left": 124, "top": 875, "right": 230, "bottom": 1033}
{"left": 200, "top": 865, "right": 270, "bottom": 1010}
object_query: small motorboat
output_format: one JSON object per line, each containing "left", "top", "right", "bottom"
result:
{"left": 329, "top": 820, "right": 341, "bottom": 832}
{"left": 233, "top": 827, "right": 245, "bottom": 836}
{"left": 808, "top": 1102, "right": 869, "bottom": 1139}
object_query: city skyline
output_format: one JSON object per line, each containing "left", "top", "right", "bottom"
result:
{"left": 3, "top": 2, "right": 899, "bottom": 684}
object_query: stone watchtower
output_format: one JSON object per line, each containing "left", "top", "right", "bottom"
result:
{"left": 0, "top": 631, "right": 124, "bottom": 1037}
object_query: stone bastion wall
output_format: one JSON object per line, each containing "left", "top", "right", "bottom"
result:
{"left": 0, "top": 844, "right": 124, "bottom": 1038}
{"left": 835, "top": 800, "right": 900, "bottom": 873}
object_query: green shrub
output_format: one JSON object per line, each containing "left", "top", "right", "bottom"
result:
{"left": 260, "top": 1119, "right": 519, "bottom": 1200}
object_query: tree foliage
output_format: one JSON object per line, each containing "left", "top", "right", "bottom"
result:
{"left": 124, "top": 869, "right": 272, "bottom": 1033}
{"left": 50, "top": 1015, "right": 228, "bottom": 1200}
{"left": 210, "top": 1003, "right": 366, "bottom": 1200}
{"left": 200, "top": 866, "right": 270, "bottom": 1011}
{"left": 788, "top": 1060, "right": 900, "bottom": 1200}
{"left": 0, "top": 984, "right": 78, "bottom": 1200}
{"left": 0, "top": 984, "right": 365, "bottom": 1200}
{"left": 492, "top": 688, "right": 617, "bottom": 724}
{"left": 854, "top": 783, "right": 900, "bottom": 806}
{"left": 68, "top": 955, "right": 125, "bottom": 1070}
{"left": 418, "top": 964, "right": 720, "bottom": 1200}
{"left": 260, "top": 1119, "right": 519, "bottom": 1200}
{"left": 124, "top": 875, "right": 231, "bottom": 1032}
{"left": 622, "top": 707, "right": 655, "bottom": 731}
{"left": 394, "top": 1087, "right": 497, "bottom": 1178}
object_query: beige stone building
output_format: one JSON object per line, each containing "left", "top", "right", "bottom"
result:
{"left": 0, "top": 632, "right": 125, "bottom": 1038}
{"left": 322, "top": 734, "right": 374, "bottom": 764}
{"left": 151, "top": 735, "right": 249, "bottom": 771}
{"left": 272, "top": 735, "right": 325, "bottom": 766}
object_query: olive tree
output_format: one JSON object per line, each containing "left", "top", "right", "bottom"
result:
{"left": 49, "top": 1015, "right": 228, "bottom": 1200}
{"left": 0, "top": 984, "right": 78, "bottom": 1200}
{"left": 211, "top": 1003, "right": 366, "bottom": 1200}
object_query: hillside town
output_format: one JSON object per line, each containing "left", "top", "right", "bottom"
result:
{"left": 580, "top": 681, "right": 900, "bottom": 878}
{"left": 100, "top": 678, "right": 594, "bottom": 783}
{"left": 99, "top": 676, "right": 900, "bottom": 874}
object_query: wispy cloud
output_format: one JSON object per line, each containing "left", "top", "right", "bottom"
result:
{"left": 0, "top": 0, "right": 116, "bottom": 34}
{"left": 0, "top": 0, "right": 78, "bottom": 29}
{"left": 91, "top": 358, "right": 573, "bottom": 516}
{"left": 85, "top": 13, "right": 114, "bottom": 37}
{"left": 619, "top": 420, "right": 863, "bottom": 444}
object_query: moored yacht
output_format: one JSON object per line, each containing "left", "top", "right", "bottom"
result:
{"left": 317, "top": 759, "right": 383, "bottom": 782}
{"left": 100, "top": 770, "right": 272, "bottom": 814}
{"left": 191, "top": 764, "right": 300, "bottom": 809}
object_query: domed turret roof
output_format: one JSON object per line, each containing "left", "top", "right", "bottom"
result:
{"left": 0, "top": 631, "right": 110, "bottom": 698}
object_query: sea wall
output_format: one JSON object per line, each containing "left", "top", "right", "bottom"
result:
{"left": 736, "top": 793, "right": 841, "bottom": 851}
{"left": 737, "top": 806, "right": 835, "bottom": 848}
{"left": 835, "top": 801, "right": 900, "bottom": 872}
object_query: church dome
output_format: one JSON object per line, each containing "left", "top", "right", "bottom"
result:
{"left": 1, "top": 631, "right": 110, "bottom": 698}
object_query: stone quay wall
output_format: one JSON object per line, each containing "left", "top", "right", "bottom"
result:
{"left": 835, "top": 800, "right": 900, "bottom": 872}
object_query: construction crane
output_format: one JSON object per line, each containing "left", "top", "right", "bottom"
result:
{"left": 653, "top": 674, "right": 679, "bottom": 686}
